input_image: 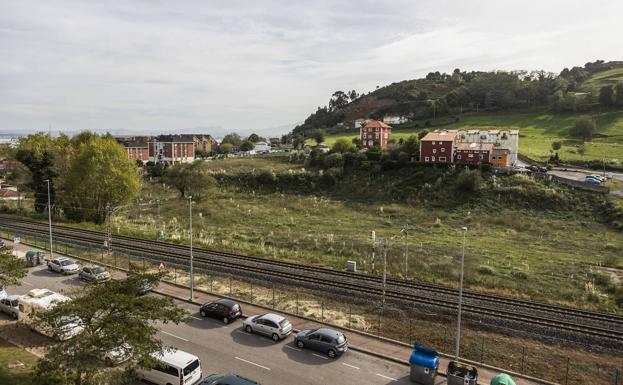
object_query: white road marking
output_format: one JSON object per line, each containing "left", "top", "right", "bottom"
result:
{"left": 342, "top": 363, "right": 360, "bottom": 370}
{"left": 312, "top": 353, "right": 329, "bottom": 360}
{"left": 376, "top": 373, "right": 397, "bottom": 382}
{"left": 285, "top": 345, "right": 302, "bottom": 351}
{"left": 22, "top": 281, "right": 33, "bottom": 286}
{"left": 160, "top": 330, "right": 189, "bottom": 342}
{"left": 235, "top": 357, "right": 270, "bottom": 370}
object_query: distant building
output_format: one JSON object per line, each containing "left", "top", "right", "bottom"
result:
{"left": 120, "top": 140, "right": 149, "bottom": 163}
{"left": 459, "top": 129, "right": 519, "bottom": 165}
{"left": 253, "top": 141, "right": 271, "bottom": 153}
{"left": 0, "top": 188, "right": 19, "bottom": 201}
{"left": 193, "top": 134, "right": 218, "bottom": 154}
{"left": 0, "top": 138, "right": 19, "bottom": 148}
{"left": 360, "top": 120, "right": 392, "bottom": 149}
{"left": 383, "top": 115, "right": 408, "bottom": 125}
{"left": 491, "top": 148, "right": 510, "bottom": 168}
{"left": 454, "top": 142, "right": 494, "bottom": 165}
{"left": 419, "top": 131, "right": 459, "bottom": 163}
{"left": 149, "top": 135, "right": 195, "bottom": 164}
{"left": 269, "top": 137, "right": 281, "bottom": 146}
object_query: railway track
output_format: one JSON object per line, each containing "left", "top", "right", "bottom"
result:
{"left": 2, "top": 215, "right": 622, "bottom": 343}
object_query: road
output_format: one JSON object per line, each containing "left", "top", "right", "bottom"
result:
{"left": 3, "top": 264, "right": 424, "bottom": 385}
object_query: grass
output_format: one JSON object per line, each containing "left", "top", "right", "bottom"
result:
{"left": 0, "top": 339, "right": 38, "bottom": 385}
{"left": 581, "top": 66, "right": 623, "bottom": 94}
{"left": 318, "top": 109, "right": 623, "bottom": 163}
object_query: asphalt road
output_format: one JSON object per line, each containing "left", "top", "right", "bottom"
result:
{"left": 4, "top": 264, "right": 428, "bottom": 385}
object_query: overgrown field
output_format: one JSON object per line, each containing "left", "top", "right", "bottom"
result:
{"left": 49, "top": 157, "right": 622, "bottom": 312}
{"left": 320, "top": 109, "right": 623, "bottom": 163}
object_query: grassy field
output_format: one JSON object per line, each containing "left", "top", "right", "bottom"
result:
{"left": 0, "top": 339, "right": 38, "bottom": 385}
{"left": 318, "top": 109, "right": 623, "bottom": 163}
{"left": 581, "top": 66, "right": 623, "bottom": 93}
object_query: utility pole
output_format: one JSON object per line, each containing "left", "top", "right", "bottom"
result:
{"left": 381, "top": 239, "right": 388, "bottom": 307}
{"left": 105, "top": 203, "right": 113, "bottom": 255}
{"left": 455, "top": 227, "right": 468, "bottom": 361}
{"left": 401, "top": 225, "right": 409, "bottom": 278}
{"left": 44, "top": 179, "right": 53, "bottom": 259}
{"left": 189, "top": 196, "right": 194, "bottom": 300}
{"left": 371, "top": 230, "right": 376, "bottom": 274}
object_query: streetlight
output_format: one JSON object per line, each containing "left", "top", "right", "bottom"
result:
{"left": 44, "top": 179, "right": 53, "bottom": 259}
{"left": 188, "top": 196, "right": 194, "bottom": 301}
{"left": 455, "top": 226, "right": 467, "bottom": 361}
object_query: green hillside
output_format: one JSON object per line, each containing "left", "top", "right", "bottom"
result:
{"left": 581, "top": 66, "right": 623, "bottom": 93}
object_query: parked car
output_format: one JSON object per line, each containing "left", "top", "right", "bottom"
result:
{"left": 585, "top": 177, "right": 602, "bottom": 185}
{"left": 103, "top": 343, "right": 132, "bottom": 367}
{"left": 513, "top": 166, "right": 529, "bottom": 173}
{"left": 47, "top": 257, "right": 80, "bottom": 274}
{"left": 243, "top": 313, "right": 292, "bottom": 342}
{"left": 199, "top": 299, "right": 242, "bottom": 324}
{"left": 0, "top": 295, "right": 20, "bottom": 319}
{"left": 79, "top": 265, "right": 111, "bottom": 283}
{"left": 0, "top": 239, "right": 5, "bottom": 249}
{"left": 137, "top": 349, "right": 202, "bottom": 385}
{"left": 294, "top": 328, "right": 348, "bottom": 358}
{"left": 538, "top": 166, "right": 548, "bottom": 173}
{"left": 200, "top": 374, "right": 260, "bottom": 385}
{"left": 0, "top": 287, "right": 7, "bottom": 300}
{"left": 588, "top": 174, "right": 606, "bottom": 182}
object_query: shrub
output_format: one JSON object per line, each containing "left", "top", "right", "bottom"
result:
{"left": 477, "top": 265, "right": 496, "bottom": 276}
{"left": 324, "top": 153, "right": 344, "bottom": 169}
{"left": 455, "top": 168, "right": 483, "bottom": 192}
{"left": 257, "top": 170, "right": 277, "bottom": 185}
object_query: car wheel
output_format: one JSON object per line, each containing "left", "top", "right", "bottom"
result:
{"left": 245, "top": 325, "right": 253, "bottom": 333}
{"left": 296, "top": 340, "right": 304, "bottom": 349}
{"left": 272, "top": 333, "right": 280, "bottom": 342}
{"left": 223, "top": 317, "right": 229, "bottom": 324}
{"left": 200, "top": 310, "right": 206, "bottom": 317}
{"left": 328, "top": 349, "right": 336, "bottom": 358}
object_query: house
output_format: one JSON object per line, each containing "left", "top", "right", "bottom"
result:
{"left": 454, "top": 142, "right": 494, "bottom": 165}
{"left": 269, "top": 137, "right": 281, "bottom": 146}
{"left": 193, "top": 134, "right": 218, "bottom": 154}
{"left": 253, "top": 141, "right": 271, "bottom": 153}
{"left": 149, "top": 135, "right": 195, "bottom": 164}
{"left": 354, "top": 118, "right": 371, "bottom": 129}
{"left": 383, "top": 115, "right": 408, "bottom": 125}
{"left": 419, "top": 131, "right": 459, "bottom": 163}
{"left": 360, "top": 120, "right": 392, "bottom": 149}
{"left": 0, "top": 188, "right": 19, "bottom": 201}
{"left": 459, "top": 129, "right": 519, "bottom": 165}
{"left": 120, "top": 140, "right": 149, "bottom": 163}
{"left": 491, "top": 148, "right": 510, "bottom": 168}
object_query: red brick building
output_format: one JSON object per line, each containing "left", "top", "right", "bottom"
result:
{"left": 123, "top": 141, "right": 149, "bottom": 163}
{"left": 419, "top": 131, "right": 459, "bottom": 163}
{"left": 193, "top": 135, "right": 218, "bottom": 154}
{"left": 454, "top": 142, "right": 494, "bottom": 165}
{"left": 360, "top": 120, "right": 392, "bottom": 149}
{"left": 148, "top": 135, "right": 195, "bottom": 164}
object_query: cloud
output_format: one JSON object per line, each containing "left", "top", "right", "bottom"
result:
{"left": 0, "top": 0, "right": 621, "bottom": 135}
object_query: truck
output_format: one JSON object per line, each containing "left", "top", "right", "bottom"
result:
{"left": 18, "top": 288, "right": 83, "bottom": 340}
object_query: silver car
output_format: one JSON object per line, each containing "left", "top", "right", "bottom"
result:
{"left": 0, "top": 295, "right": 19, "bottom": 319}
{"left": 79, "top": 265, "right": 111, "bottom": 283}
{"left": 243, "top": 313, "right": 292, "bottom": 342}
{"left": 48, "top": 257, "right": 80, "bottom": 274}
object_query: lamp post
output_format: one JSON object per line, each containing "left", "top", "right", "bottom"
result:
{"left": 44, "top": 179, "right": 53, "bottom": 259}
{"left": 455, "top": 226, "right": 468, "bottom": 361}
{"left": 188, "top": 196, "right": 194, "bottom": 300}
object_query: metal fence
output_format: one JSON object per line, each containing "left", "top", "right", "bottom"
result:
{"left": 1, "top": 227, "right": 621, "bottom": 385}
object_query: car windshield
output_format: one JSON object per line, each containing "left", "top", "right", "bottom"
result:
{"left": 183, "top": 359, "right": 200, "bottom": 377}
{"left": 337, "top": 334, "right": 346, "bottom": 344}
{"left": 60, "top": 260, "right": 74, "bottom": 266}
{"left": 92, "top": 267, "right": 106, "bottom": 274}
{"left": 279, "top": 319, "right": 290, "bottom": 327}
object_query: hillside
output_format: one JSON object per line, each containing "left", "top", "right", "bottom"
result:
{"left": 289, "top": 60, "right": 623, "bottom": 146}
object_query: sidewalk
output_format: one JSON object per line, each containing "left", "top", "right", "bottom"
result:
{"left": 3, "top": 238, "right": 552, "bottom": 385}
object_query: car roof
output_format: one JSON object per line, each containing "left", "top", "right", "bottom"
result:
{"left": 315, "top": 328, "right": 343, "bottom": 338}
{"left": 214, "top": 299, "right": 237, "bottom": 307}
{"left": 258, "top": 313, "right": 285, "bottom": 323}
{"left": 6, "top": 295, "right": 20, "bottom": 301}
{"left": 153, "top": 349, "right": 199, "bottom": 368}
{"left": 56, "top": 257, "right": 72, "bottom": 261}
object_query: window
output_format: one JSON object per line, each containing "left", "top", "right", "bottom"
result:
{"left": 439, "top": 156, "right": 446, "bottom": 162}
{"left": 441, "top": 147, "right": 445, "bottom": 153}
{"left": 468, "top": 154, "right": 474, "bottom": 158}
{"left": 183, "top": 359, "right": 200, "bottom": 377}
{"left": 432, "top": 149, "right": 436, "bottom": 154}
{"left": 431, "top": 156, "right": 435, "bottom": 161}
{"left": 320, "top": 335, "right": 333, "bottom": 343}
{"left": 479, "top": 154, "right": 484, "bottom": 159}
{"left": 457, "top": 155, "right": 461, "bottom": 159}
{"left": 432, "top": 141, "right": 436, "bottom": 145}
{"left": 154, "top": 364, "right": 179, "bottom": 377}
{"left": 425, "top": 157, "right": 430, "bottom": 161}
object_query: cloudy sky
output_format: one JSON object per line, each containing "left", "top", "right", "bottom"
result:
{"left": 1, "top": 1, "right": 622, "bottom": 136}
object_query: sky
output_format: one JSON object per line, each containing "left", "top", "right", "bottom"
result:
{"left": 1, "top": 0, "right": 622, "bottom": 137}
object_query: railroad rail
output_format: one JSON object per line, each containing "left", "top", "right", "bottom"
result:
{"left": 1, "top": 215, "right": 622, "bottom": 343}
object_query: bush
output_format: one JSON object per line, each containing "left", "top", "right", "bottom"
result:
{"left": 455, "top": 168, "right": 483, "bottom": 192}
{"left": 324, "top": 153, "right": 344, "bottom": 169}
{"left": 477, "top": 265, "right": 496, "bottom": 276}
{"left": 257, "top": 170, "right": 277, "bottom": 185}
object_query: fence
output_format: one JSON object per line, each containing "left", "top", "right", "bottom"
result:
{"left": 1, "top": 227, "right": 621, "bottom": 385}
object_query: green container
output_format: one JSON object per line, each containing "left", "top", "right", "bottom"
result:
{"left": 491, "top": 373, "right": 516, "bottom": 385}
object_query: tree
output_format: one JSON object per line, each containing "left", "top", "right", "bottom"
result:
{"left": 292, "top": 135, "right": 305, "bottom": 150}
{"left": 63, "top": 135, "right": 140, "bottom": 223}
{"left": 240, "top": 141, "right": 254, "bottom": 152}
{"left": 348, "top": 90, "right": 359, "bottom": 101}
{"left": 164, "top": 161, "right": 216, "bottom": 199}
{"left": 400, "top": 135, "right": 419, "bottom": 156}
{"left": 551, "top": 141, "right": 562, "bottom": 151}
{"left": 0, "top": 247, "right": 26, "bottom": 288}
{"left": 33, "top": 271, "right": 187, "bottom": 385}
{"left": 246, "top": 133, "right": 266, "bottom": 143}
{"left": 220, "top": 133, "right": 242, "bottom": 146}
{"left": 615, "top": 82, "right": 623, "bottom": 107}
{"left": 331, "top": 138, "right": 356, "bottom": 153}
{"left": 455, "top": 168, "right": 483, "bottom": 192}
{"left": 329, "top": 91, "right": 349, "bottom": 111}
{"left": 569, "top": 115, "right": 596, "bottom": 141}
{"left": 599, "top": 86, "right": 616, "bottom": 107}
{"left": 219, "top": 143, "right": 233, "bottom": 154}
{"left": 311, "top": 130, "right": 325, "bottom": 145}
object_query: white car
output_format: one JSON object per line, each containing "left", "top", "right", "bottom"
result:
{"left": 79, "top": 266, "right": 111, "bottom": 283}
{"left": 0, "top": 295, "right": 19, "bottom": 319}
{"left": 243, "top": 313, "right": 293, "bottom": 342}
{"left": 47, "top": 257, "right": 80, "bottom": 275}
{"left": 0, "top": 287, "right": 7, "bottom": 300}
{"left": 137, "top": 349, "right": 202, "bottom": 385}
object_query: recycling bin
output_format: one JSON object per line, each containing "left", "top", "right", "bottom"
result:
{"left": 409, "top": 343, "right": 439, "bottom": 385}
{"left": 447, "top": 360, "right": 478, "bottom": 385}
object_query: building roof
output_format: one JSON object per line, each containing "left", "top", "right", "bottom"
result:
{"left": 0, "top": 189, "right": 18, "bottom": 198}
{"left": 492, "top": 148, "right": 510, "bottom": 154}
{"left": 121, "top": 140, "right": 148, "bottom": 148}
{"left": 456, "top": 142, "right": 494, "bottom": 151}
{"left": 155, "top": 134, "right": 195, "bottom": 143}
{"left": 363, "top": 120, "right": 392, "bottom": 129}
{"left": 421, "top": 131, "right": 458, "bottom": 141}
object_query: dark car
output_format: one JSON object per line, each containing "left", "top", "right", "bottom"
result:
{"left": 200, "top": 299, "right": 241, "bottom": 324}
{"left": 295, "top": 328, "right": 348, "bottom": 358}
{"left": 200, "top": 374, "right": 260, "bottom": 385}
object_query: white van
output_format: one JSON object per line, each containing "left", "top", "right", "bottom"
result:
{"left": 138, "top": 349, "right": 202, "bottom": 385}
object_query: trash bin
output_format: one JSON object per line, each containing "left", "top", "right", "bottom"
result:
{"left": 25, "top": 250, "right": 42, "bottom": 267}
{"left": 490, "top": 373, "right": 515, "bottom": 385}
{"left": 447, "top": 361, "right": 478, "bottom": 385}
{"left": 409, "top": 343, "right": 439, "bottom": 385}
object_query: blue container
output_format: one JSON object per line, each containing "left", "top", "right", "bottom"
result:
{"left": 409, "top": 343, "right": 439, "bottom": 385}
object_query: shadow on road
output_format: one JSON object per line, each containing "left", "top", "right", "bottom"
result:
{"left": 281, "top": 342, "right": 334, "bottom": 366}
{"left": 229, "top": 327, "right": 279, "bottom": 348}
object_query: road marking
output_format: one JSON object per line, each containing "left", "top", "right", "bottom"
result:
{"left": 375, "top": 373, "right": 397, "bottom": 382}
{"left": 235, "top": 357, "right": 270, "bottom": 371}
{"left": 160, "top": 330, "right": 188, "bottom": 342}
{"left": 312, "top": 353, "right": 329, "bottom": 360}
{"left": 342, "top": 363, "right": 360, "bottom": 370}
{"left": 285, "top": 345, "right": 301, "bottom": 351}
{"left": 190, "top": 316, "right": 202, "bottom": 321}
{"left": 22, "top": 281, "right": 33, "bottom": 286}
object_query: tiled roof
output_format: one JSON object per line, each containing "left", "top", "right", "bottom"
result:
{"left": 421, "top": 131, "right": 458, "bottom": 141}
{"left": 363, "top": 120, "right": 392, "bottom": 129}
{"left": 155, "top": 134, "right": 195, "bottom": 143}
{"left": 0, "top": 189, "right": 18, "bottom": 198}
{"left": 456, "top": 142, "right": 494, "bottom": 151}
